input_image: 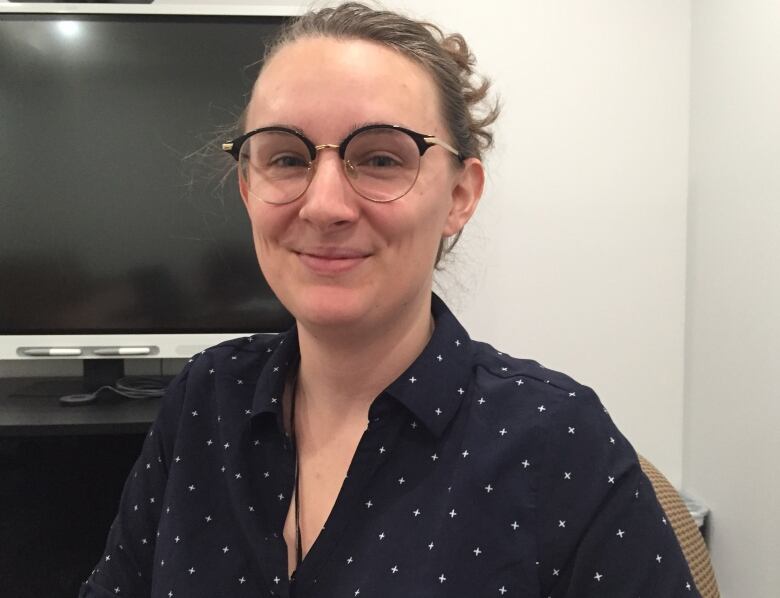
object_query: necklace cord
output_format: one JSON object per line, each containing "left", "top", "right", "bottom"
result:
{"left": 290, "top": 367, "right": 303, "bottom": 570}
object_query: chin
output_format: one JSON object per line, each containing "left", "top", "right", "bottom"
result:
{"left": 285, "top": 285, "right": 378, "bottom": 329}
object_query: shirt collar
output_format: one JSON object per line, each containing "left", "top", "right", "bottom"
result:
{"left": 251, "top": 293, "right": 473, "bottom": 439}
{"left": 383, "top": 294, "right": 473, "bottom": 437}
{"left": 251, "top": 327, "right": 299, "bottom": 420}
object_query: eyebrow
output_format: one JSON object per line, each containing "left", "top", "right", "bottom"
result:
{"left": 348, "top": 121, "right": 393, "bottom": 134}
{"left": 251, "top": 121, "right": 412, "bottom": 140}
{"left": 252, "top": 122, "right": 307, "bottom": 137}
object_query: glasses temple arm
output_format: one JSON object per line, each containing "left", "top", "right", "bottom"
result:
{"left": 423, "top": 137, "right": 465, "bottom": 161}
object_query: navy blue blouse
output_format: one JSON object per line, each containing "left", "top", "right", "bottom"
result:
{"left": 81, "top": 295, "right": 701, "bottom": 597}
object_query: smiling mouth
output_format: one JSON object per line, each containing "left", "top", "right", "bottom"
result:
{"left": 296, "top": 250, "right": 370, "bottom": 275}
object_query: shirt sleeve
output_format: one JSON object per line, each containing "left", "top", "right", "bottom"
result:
{"left": 78, "top": 368, "right": 189, "bottom": 598}
{"left": 535, "top": 387, "right": 701, "bottom": 597}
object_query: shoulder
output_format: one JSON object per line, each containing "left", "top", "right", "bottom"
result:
{"left": 149, "top": 332, "right": 290, "bottom": 453}
{"left": 467, "top": 341, "right": 642, "bottom": 499}
{"left": 179, "top": 332, "right": 283, "bottom": 385}
{"left": 470, "top": 339, "right": 604, "bottom": 421}
{"left": 466, "top": 339, "right": 633, "bottom": 474}
{"left": 156, "top": 332, "right": 287, "bottom": 417}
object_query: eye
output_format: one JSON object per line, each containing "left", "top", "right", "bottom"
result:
{"left": 269, "top": 154, "right": 309, "bottom": 168}
{"left": 360, "top": 153, "right": 403, "bottom": 168}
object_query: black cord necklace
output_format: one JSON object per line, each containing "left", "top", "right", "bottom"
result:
{"left": 289, "top": 369, "right": 303, "bottom": 570}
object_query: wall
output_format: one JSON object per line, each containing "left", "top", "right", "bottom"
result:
{"left": 0, "top": 1, "right": 691, "bottom": 485}
{"left": 385, "top": 0, "right": 691, "bottom": 487}
{"left": 685, "top": 0, "right": 780, "bottom": 594}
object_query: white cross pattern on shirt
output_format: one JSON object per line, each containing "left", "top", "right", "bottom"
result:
{"left": 83, "top": 307, "right": 697, "bottom": 598}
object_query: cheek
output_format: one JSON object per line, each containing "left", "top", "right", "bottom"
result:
{"left": 408, "top": 177, "right": 454, "bottom": 236}
{"left": 244, "top": 203, "right": 293, "bottom": 264}
{"left": 246, "top": 202, "right": 287, "bottom": 239}
{"left": 370, "top": 192, "right": 450, "bottom": 259}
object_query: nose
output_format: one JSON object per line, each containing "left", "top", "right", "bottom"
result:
{"left": 297, "top": 150, "right": 360, "bottom": 229}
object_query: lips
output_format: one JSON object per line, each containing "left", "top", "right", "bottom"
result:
{"left": 295, "top": 247, "right": 371, "bottom": 274}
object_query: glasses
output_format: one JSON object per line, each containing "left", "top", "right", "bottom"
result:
{"left": 222, "top": 123, "right": 464, "bottom": 205}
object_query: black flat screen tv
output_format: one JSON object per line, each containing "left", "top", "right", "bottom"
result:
{"left": 0, "top": 10, "right": 295, "bottom": 360}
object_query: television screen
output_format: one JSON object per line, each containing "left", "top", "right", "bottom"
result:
{"left": 0, "top": 14, "right": 294, "bottom": 335}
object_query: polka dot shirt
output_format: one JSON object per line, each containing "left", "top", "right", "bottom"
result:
{"left": 80, "top": 294, "right": 701, "bottom": 597}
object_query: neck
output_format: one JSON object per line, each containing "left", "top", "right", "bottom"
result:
{"left": 294, "top": 292, "right": 434, "bottom": 424}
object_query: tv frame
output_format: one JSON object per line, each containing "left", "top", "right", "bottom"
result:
{"left": 0, "top": 1, "right": 304, "bottom": 362}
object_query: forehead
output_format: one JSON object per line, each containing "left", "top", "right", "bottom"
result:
{"left": 248, "top": 37, "right": 443, "bottom": 139}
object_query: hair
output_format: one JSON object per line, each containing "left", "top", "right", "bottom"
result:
{"left": 252, "top": 2, "right": 501, "bottom": 266}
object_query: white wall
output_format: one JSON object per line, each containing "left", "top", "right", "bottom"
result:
{"left": 0, "top": 1, "right": 691, "bottom": 485}
{"left": 685, "top": 0, "right": 780, "bottom": 595}
{"left": 374, "top": 0, "right": 692, "bottom": 486}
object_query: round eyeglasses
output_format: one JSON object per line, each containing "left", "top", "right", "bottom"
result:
{"left": 222, "top": 123, "right": 464, "bottom": 205}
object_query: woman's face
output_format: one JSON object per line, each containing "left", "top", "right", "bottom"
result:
{"left": 241, "top": 37, "right": 483, "bottom": 332}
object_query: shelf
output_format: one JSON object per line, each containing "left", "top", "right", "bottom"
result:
{"left": 0, "top": 377, "right": 160, "bottom": 436}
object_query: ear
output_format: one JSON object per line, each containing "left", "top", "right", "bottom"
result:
{"left": 442, "top": 157, "right": 485, "bottom": 237}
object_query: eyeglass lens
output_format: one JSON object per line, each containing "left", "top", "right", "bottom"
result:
{"left": 238, "top": 128, "right": 422, "bottom": 204}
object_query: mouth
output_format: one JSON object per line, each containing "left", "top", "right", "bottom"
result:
{"left": 295, "top": 248, "right": 371, "bottom": 275}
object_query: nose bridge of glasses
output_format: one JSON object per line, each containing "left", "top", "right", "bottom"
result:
{"left": 314, "top": 143, "right": 340, "bottom": 154}
{"left": 312, "top": 143, "right": 358, "bottom": 180}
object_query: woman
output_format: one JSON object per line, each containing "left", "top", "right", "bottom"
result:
{"left": 82, "top": 4, "right": 701, "bottom": 597}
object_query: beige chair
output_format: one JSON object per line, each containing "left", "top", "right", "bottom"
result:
{"left": 638, "top": 455, "right": 720, "bottom": 598}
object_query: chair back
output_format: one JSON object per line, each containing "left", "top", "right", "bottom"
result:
{"left": 638, "top": 455, "right": 720, "bottom": 598}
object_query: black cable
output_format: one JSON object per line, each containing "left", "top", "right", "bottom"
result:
{"left": 290, "top": 366, "right": 303, "bottom": 572}
{"left": 58, "top": 376, "right": 169, "bottom": 406}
